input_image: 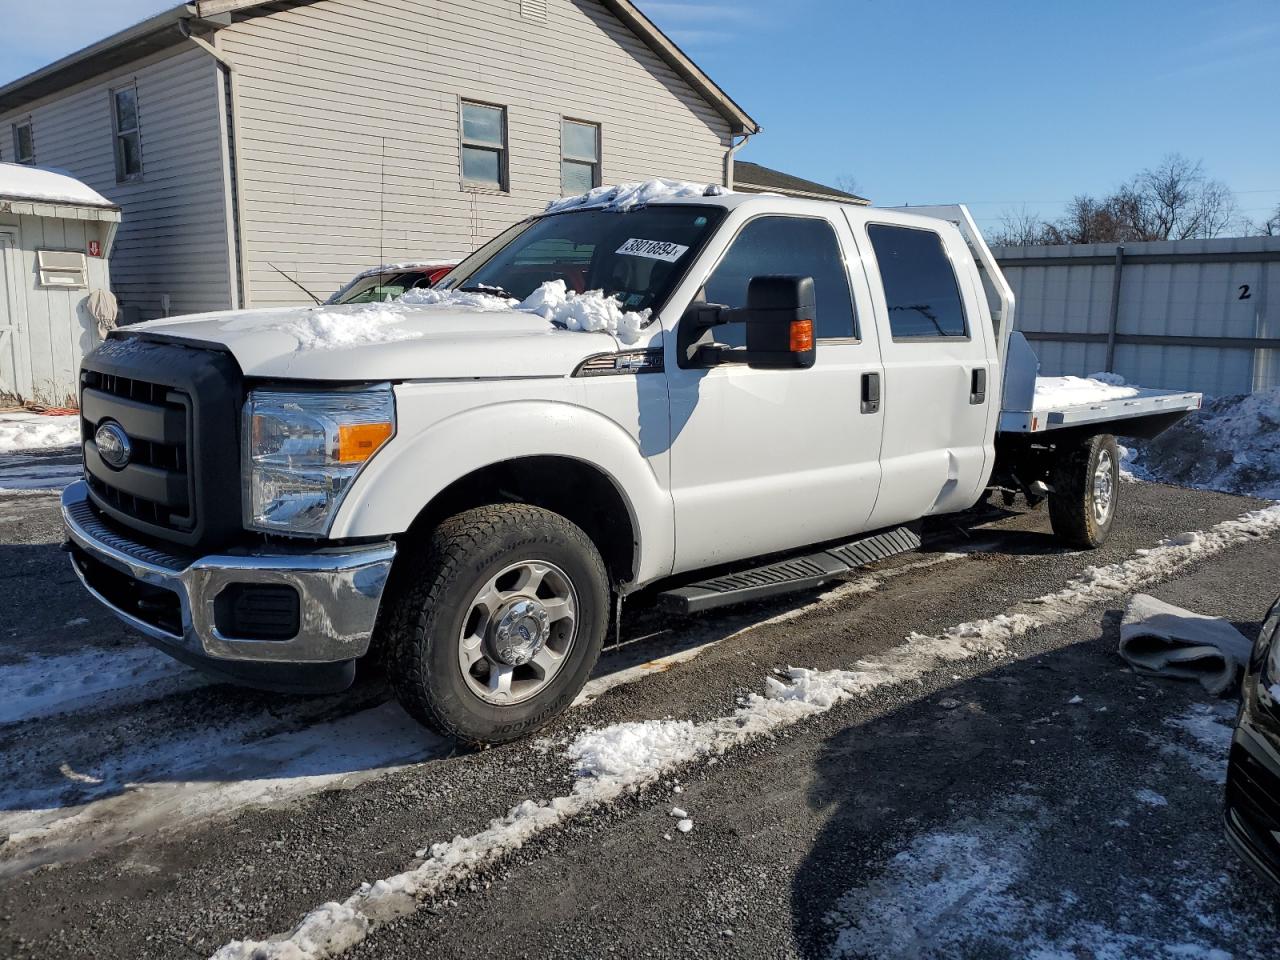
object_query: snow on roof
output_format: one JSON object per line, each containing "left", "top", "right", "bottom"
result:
{"left": 0, "top": 163, "right": 116, "bottom": 208}
{"left": 545, "top": 178, "right": 731, "bottom": 214}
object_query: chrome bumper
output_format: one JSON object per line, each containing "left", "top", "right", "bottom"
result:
{"left": 61, "top": 481, "right": 395, "bottom": 667}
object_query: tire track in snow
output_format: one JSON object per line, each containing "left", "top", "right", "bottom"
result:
{"left": 211, "top": 503, "right": 1280, "bottom": 960}
{"left": 0, "top": 550, "right": 967, "bottom": 876}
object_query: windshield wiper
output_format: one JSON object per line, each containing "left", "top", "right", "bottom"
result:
{"left": 457, "top": 283, "right": 515, "bottom": 300}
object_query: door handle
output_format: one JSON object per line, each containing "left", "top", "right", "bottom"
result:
{"left": 861, "top": 372, "right": 881, "bottom": 414}
{"left": 970, "top": 368, "right": 987, "bottom": 405}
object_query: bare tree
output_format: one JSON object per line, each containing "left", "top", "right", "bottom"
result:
{"left": 1042, "top": 195, "right": 1130, "bottom": 245}
{"left": 835, "top": 175, "right": 862, "bottom": 198}
{"left": 1113, "top": 154, "right": 1236, "bottom": 241}
{"left": 1247, "top": 203, "right": 1280, "bottom": 237}
{"left": 988, "top": 206, "right": 1052, "bottom": 246}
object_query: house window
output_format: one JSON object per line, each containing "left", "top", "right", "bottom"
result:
{"left": 561, "top": 119, "right": 600, "bottom": 194}
{"left": 111, "top": 85, "right": 143, "bottom": 182}
{"left": 12, "top": 120, "right": 34, "bottom": 164}
{"left": 867, "top": 224, "right": 968, "bottom": 339}
{"left": 460, "top": 101, "right": 507, "bottom": 190}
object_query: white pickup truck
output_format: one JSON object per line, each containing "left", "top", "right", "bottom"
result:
{"left": 63, "top": 182, "right": 1201, "bottom": 745}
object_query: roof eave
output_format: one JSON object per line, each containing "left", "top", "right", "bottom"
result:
{"left": 0, "top": 4, "right": 230, "bottom": 115}
{"left": 598, "top": 0, "right": 760, "bottom": 135}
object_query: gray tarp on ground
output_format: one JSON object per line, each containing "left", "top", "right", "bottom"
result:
{"left": 1119, "top": 593, "right": 1253, "bottom": 695}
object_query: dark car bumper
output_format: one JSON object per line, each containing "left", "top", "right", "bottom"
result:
{"left": 1225, "top": 723, "right": 1280, "bottom": 889}
{"left": 1224, "top": 598, "right": 1280, "bottom": 890}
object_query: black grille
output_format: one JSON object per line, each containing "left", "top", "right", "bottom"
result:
{"left": 1226, "top": 739, "right": 1280, "bottom": 881}
{"left": 70, "top": 544, "right": 184, "bottom": 637}
{"left": 79, "top": 335, "right": 244, "bottom": 550}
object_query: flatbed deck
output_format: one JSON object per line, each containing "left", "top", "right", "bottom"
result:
{"left": 999, "top": 387, "right": 1203, "bottom": 434}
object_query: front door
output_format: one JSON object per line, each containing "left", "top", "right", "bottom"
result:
{"left": 665, "top": 212, "right": 884, "bottom": 574}
{"left": 851, "top": 217, "right": 995, "bottom": 528}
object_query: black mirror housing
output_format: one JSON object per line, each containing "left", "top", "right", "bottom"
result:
{"left": 744, "top": 275, "right": 816, "bottom": 369}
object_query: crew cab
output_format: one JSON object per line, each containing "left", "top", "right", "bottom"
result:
{"left": 62, "top": 184, "right": 1201, "bottom": 745}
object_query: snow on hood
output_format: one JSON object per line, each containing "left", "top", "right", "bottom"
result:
{"left": 123, "top": 282, "right": 651, "bottom": 381}
{"left": 545, "top": 177, "right": 729, "bottom": 214}
{"left": 0, "top": 162, "right": 115, "bottom": 207}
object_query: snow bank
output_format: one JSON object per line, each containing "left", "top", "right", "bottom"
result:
{"left": 0, "top": 162, "right": 114, "bottom": 207}
{"left": 0, "top": 412, "right": 79, "bottom": 453}
{"left": 1131, "top": 386, "right": 1280, "bottom": 500}
{"left": 545, "top": 177, "right": 728, "bottom": 214}
{"left": 1033, "top": 374, "right": 1140, "bottom": 411}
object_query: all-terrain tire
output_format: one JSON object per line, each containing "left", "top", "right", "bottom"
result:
{"left": 384, "top": 504, "right": 608, "bottom": 747}
{"left": 1048, "top": 433, "right": 1119, "bottom": 549}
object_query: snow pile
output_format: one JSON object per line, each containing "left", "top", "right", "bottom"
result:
{"left": 545, "top": 177, "right": 728, "bottom": 214}
{"left": 0, "top": 162, "right": 115, "bottom": 207}
{"left": 0, "top": 412, "right": 79, "bottom": 453}
{"left": 279, "top": 304, "right": 418, "bottom": 350}
{"left": 1130, "top": 386, "right": 1280, "bottom": 500}
{"left": 212, "top": 504, "right": 1280, "bottom": 960}
{"left": 517, "top": 280, "right": 649, "bottom": 342}
{"left": 1032, "top": 374, "right": 1140, "bottom": 411}
{"left": 403, "top": 280, "right": 649, "bottom": 343}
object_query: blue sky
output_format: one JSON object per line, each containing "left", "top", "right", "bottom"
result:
{"left": 2, "top": 0, "right": 1277, "bottom": 232}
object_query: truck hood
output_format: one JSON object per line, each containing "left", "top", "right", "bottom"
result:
{"left": 122, "top": 302, "right": 627, "bottom": 381}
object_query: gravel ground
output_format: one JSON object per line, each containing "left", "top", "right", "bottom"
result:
{"left": 1, "top": 480, "right": 1277, "bottom": 959}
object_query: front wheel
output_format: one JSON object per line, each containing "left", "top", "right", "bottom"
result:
{"left": 1048, "top": 433, "right": 1119, "bottom": 549}
{"left": 385, "top": 504, "right": 609, "bottom": 746}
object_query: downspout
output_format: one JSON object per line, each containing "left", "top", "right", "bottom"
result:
{"left": 181, "top": 21, "right": 249, "bottom": 309}
{"left": 724, "top": 129, "right": 754, "bottom": 190}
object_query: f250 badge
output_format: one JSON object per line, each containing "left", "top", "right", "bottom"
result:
{"left": 95, "top": 421, "right": 132, "bottom": 469}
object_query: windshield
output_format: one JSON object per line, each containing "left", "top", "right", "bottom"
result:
{"left": 440, "top": 205, "right": 726, "bottom": 313}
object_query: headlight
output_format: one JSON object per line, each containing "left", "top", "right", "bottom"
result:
{"left": 243, "top": 385, "right": 395, "bottom": 536}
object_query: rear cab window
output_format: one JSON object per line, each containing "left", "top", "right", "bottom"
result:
{"left": 867, "top": 224, "right": 968, "bottom": 339}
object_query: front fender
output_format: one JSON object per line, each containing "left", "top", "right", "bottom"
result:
{"left": 331, "top": 389, "right": 675, "bottom": 585}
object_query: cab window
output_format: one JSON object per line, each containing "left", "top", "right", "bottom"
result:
{"left": 868, "top": 224, "right": 968, "bottom": 339}
{"left": 701, "top": 216, "right": 857, "bottom": 343}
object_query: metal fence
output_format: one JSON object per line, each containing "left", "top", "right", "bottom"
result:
{"left": 992, "top": 235, "right": 1280, "bottom": 396}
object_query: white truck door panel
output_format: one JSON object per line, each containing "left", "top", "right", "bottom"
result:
{"left": 665, "top": 211, "right": 884, "bottom": 573}
{"left": 850, "top": 215, "right": 995, "bottom": 527}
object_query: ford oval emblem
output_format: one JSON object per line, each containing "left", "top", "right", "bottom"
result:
{"left": 95, "top": 421, "right": 132, "bottom": 470}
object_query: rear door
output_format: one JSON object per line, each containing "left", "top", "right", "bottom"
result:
{"left": 665, "top": 208, "right": 884, "bottom": 573}
{"left": 846, "top": 214, "right": 995, "bottom": 527}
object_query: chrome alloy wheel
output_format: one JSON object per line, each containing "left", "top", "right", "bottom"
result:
{"left": 458, "top": 560, "right": 579, "bottom": 705}
{"left": 1092, "top": 448, "right": 1115, "bottom": 525}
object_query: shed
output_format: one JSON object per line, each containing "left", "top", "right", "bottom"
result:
{"left": 0, "top": 162, "right": 120, "bottom": 405}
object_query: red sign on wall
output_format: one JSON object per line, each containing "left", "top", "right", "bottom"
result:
{"left": 88, "top": 240, "right": 101, "bottom": 257}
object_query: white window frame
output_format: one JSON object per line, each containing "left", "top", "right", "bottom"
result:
{"left": 459, "top": 99, "right": 508, "bottom": 192}
{"left": 11, "top": 120, "right": 34, "bottom": 165}
{"left": 560, "top": 118, "right": 601, "bottom": 194}
{"left": 110, "top": 83, "right": 144, "bottom": 183}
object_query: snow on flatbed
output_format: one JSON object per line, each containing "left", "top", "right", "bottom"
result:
{"left": 1001, "top": 376, "right": 1201, "bottom": 434}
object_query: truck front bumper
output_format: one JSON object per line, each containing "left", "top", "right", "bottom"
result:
{"left": 61, "top": 481, "right": 396, "bottom": 693}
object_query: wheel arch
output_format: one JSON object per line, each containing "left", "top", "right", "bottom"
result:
{"left": 331, "top": 400, "right": 674, "bottom": 586}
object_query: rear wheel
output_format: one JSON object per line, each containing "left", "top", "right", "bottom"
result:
{"left": 385, "top": 503, "right": 608, "bottom": 746}
{"left": 1048, "top": 433, "right": 1118, "bottom": 549}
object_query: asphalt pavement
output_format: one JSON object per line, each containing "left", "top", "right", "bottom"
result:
{"left": 1, "top": 479, "right": 1277, "bottom": 959}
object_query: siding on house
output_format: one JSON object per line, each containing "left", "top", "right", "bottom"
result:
{"left": 0, "top": 46, "right": 233, "bottom": 322}
{"left": 219, "top": 0, "right": 734, "bottom": 306}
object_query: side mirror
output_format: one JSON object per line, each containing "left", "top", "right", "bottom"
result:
{"left": 743, "top": 275, "right": 816, "bottom": 369}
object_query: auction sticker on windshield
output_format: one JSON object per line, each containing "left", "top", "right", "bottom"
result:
{"left": 616, "top": 238, "right": 690, "bottom": 262}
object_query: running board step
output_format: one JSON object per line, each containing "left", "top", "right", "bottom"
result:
{"left": 656, "top": 524, "right": 922, "bottom": 615}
